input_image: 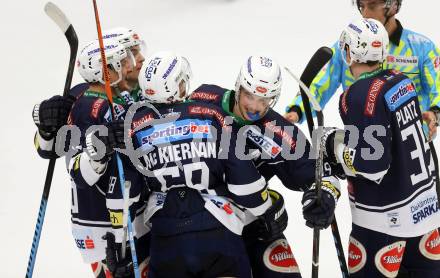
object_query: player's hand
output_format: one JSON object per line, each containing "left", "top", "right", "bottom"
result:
{"left": 255, "top": 190, "right": 288, "bottom": 241}
{"left": 301, "top": 177, "right": 340, "bottom": 229}
{"left": 422, "top": 110, "right": 438, "bottom": 141}
{"left": 103, "top": 232, "right": 134, "bottom": 278}
{"left": 284, "top": 111, "right": 299, "bottom": 123}
{"left": 86, "top": 120, "right": 125, "bottom": 161}
{"left": 32, "top": 95, "right": 75, "bottom": 139}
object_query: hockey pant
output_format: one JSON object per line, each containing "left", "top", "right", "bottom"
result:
{"left": 148, "top": 188, "right": 252, "bottom": 278}
{"left": 348, "top": 224, "right": 440, "bottom": 278}
{"left": 243, "top": 232, "right": 301, "bottom": 277}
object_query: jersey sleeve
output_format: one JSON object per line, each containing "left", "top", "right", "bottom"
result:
{"left": 335, "top": 79, "right": 393, "bottom": 183}
{"left": 224, "top": 127, "right": 271, "bottom": 217}
{"left": 250, "top": 111, "right": 316, "bottom": 191}
{"left": 286, "top": 42, "right": 345, "bottom": 122}
{"left": 420, "top": 39, "right": 440, "bottom": 109}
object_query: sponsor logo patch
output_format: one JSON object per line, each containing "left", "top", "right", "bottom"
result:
{"left": 419, "top": 229, "right": 440, "bottom": 260}
{"left": 364, "top": 78, "right": 385, "bottom": 117}
{"left": 137, "top": 119, "right": 212, "bottom": 150}
{"left": 263, "top": 239, "right": 300, "bottom": 273}
{"left": 256, "top": 86, "right": 268, "bottom": 94}
{"left": 245, "top": 126, "right": 281, "bottom": 158}
{"left": 109, "top": 210, "right": 123, "bottom": 227}
{"left": 91, "top": 98, "right": 105, "bottom": 119}
{"left": 188, "top": 106, "right": 228, "bottom": 128}
{"left": 374, "top": 241, "right": 406, "bottom": 277}
{"left": 190, "top": 91, "right": 220, "bottom": 102}
{"left": 385, "top": 79, "right": 416, "bottom": 111}
{"left": 386, "top": 55, "right": 419, "bottom": 67}
{"left": 348, "top": 236, "right": 367, "bottom": 274}
{"left": 372, "top": 41, "right": 382, "bottom": 48}
{"left": 343, "top": 147, "right": 356, "bottom": 174}
{"left": 264, "top": 121, "right": 296, "bottom": 150}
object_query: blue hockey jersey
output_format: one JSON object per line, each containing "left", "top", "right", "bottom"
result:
{"left": 335, "top": 68, "right": 439, "bottom": 237}
{"left": 130, "top": 100, "right": 271, "bottom": 235}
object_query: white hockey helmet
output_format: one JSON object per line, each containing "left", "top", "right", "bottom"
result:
{"left": 235, "top": 55, "right": 282, "bottom": 107}
{"left": 138, "top": 51, "right": 192, "bottom": 104}
{"left": 102, "top": 27, "right": 146, "bottom": 50}
{"left": 77, "top": 38, "right": 133, "bottom": 86}
{"left": 338, "top": 18, "right": 389, "bottom": 65}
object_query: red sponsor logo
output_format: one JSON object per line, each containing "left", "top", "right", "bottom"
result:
{"left": 348, "top": 236, "right": 366, "bottom": 274}
{"left": 223, "top": 203, "right": 233, "bottom": 215}
{"left": 419, "top": 229, "right": 440, "bottom": 260}
{"left": 145, "top": 89, "right": 155, "bottom": 96}
{"left": 129, "top": 113, "right": 154, "bottom": 136}
{"left": 85, "top": 236, "right": 95, "bottom": 249}
{"left": 271, "top": 146, "right": 281, "bottom": 156}
{"left": 263, "top": 121, "right": 296, "bottom": 150}
{"left": 374, "top": 241, "right": 405, "bottom": 277}
{"left": 387, "top": 56, "right": 395, "bottom": 63}
{"left": 256, "top": 86, "right": 268, "bottom": 94}
{"left": 263, "top": 239, "right": 299, "bottom": 273}
{"left": 364, "top": 78, "right": 385, "bottom": 117}
{"left": 133, "top": 33, "right": 140, "bottom": 40}
{"left": 189, "top": 106, "right": 228, "bottom": 128}
{"left": 190, "top": 91, "right": 220, "bottom": 102}
{"left": 372, "top": 41, "right": 382, "bottom": 48}
{"left": 91, "top": 98, "right": 105, "bottom": 119}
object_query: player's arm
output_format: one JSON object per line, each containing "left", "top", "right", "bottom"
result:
{"left": 420, "top": 40, "right": 440, "bottom": 139}
{"left": 32, "top": 95, "right": 76, "bottom": 159}
{"left": 324, "top": 89, "right": 392, "bottom": 183}
{"left": 285, "top": 43, "right": 344, "bottom": 123}
{"left": 224, "top": 129, "right": 271, "bottom": 217}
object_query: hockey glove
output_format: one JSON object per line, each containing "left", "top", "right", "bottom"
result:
{"left": 103, "top": 232, "right": 134, "bottom": 278}
{"left": 301, "top": 177, "right": 341, "bottom": 229}
{"left": 32, "top": 95, "right": 75, "bottom": 140}
{"left": 85, "top": 120, "right": 125, "bottom": 162}
{"left": 321, "top": 127, "right": 346, "bottom": 179}
{"left": 255, "top": 189, "right": 288, "bottom": 241}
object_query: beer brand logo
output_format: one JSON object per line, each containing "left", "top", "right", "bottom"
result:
{"left": 374, "top": 241, "right": 406, "bottom": 277}
{"left": 263, "top": 239, "right": 300, "bottom": 273}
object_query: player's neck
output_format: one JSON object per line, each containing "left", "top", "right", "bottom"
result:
{"left": 350, "top": 63, "right": 381, "bottom": 80}
{"left": 89, "top": 83, "right": 117, "bottom": 96}
{"left": 384, "top": 16, "right": 398, "bottom": 37}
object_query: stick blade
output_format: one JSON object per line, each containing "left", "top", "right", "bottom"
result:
{"left": 300, "top": 46, "right": 333, "bottom": 87}
{"left": 44, "top": 2, "right": 71, "bottom": 33}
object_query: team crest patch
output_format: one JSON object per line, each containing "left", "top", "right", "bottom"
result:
{"left": 348, "top": 236, "right": 366, "bottom": 274}
{"left": 419, "top": 229, "right": 440, "bottom": 260}
{"left": 374, "top": 241, "right": 406, "bottom": 277}
{"left": 263, "top": 239, "right": 299, "bottom": 273}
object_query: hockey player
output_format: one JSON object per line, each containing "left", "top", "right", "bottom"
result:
{"left": 33, "top": 27, "right": 146, "bottom": 159}
{"left": 125, "top": 51, "right": 273, "bottom": 278}
{"left": 68, "top": 38, "right": 151, "bottom": 278}
{"left": 189, "top": 56, "right": 342, "bottom": 277}
{"left": 285, "top": 0, "right": 440, "bottom": 141}
{"left": 322, "top": 18, "right": 440, "bottom": 277}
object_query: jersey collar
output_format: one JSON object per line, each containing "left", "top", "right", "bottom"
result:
{"left": 221, "top": 90, "right": 253, "bottom": 126}
{"left": 83, "top": 90, "right": 127, "bottom": 105}
{"left": 389, "top": 19, "right": 403, "bottom": 46}
{"left": 358, "top": 68, "right": 383, "bottom": 81}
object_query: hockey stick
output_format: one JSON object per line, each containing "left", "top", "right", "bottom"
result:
{"left": 285, "top": 47, "right": 349, "bottom": 278}
{"left": 26, "top": 3, "right": 78, "bottom": 277}
{"left": 91, "top": 1, "right": 140, "bottom": 277}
